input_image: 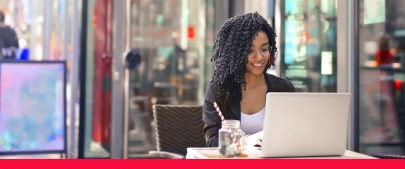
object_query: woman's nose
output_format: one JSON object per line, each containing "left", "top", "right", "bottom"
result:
{"left": 254, "top": 52, "right": 264, "bottom": 60}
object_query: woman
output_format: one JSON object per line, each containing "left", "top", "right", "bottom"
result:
{"left": 203, "top": 12, "right": 294, "bottom": 147}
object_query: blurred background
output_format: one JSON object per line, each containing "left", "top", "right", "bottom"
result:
{"left": 0, "top": 0, "right": 404, "bottom": 158}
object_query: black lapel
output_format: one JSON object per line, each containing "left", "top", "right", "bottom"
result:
{"left": 231, "top": 100, "right": 241, "bottom": 120}
{"left": 265, "top": 73, "right": 285, "bottom": 92}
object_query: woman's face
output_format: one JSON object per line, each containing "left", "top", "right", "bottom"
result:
{"left": 246, "top": 31, "right": 270, "bottom": 76}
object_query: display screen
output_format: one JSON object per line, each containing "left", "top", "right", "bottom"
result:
{"left": 0, "top": 62, "right": 65, "bottom": 153}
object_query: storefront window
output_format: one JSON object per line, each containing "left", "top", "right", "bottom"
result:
{"left": 1, "top": 0, "right": 42, "bottom": 60}
{"left": 280, "top": 0, "right": 337, "bottom": 92}
{"left": 1, "top": 0, "right": 81, "bottom": 158}
{"left": 126, "top": 0, "right": 211, "bottom": 157}
{"left": 204, "top": 0, "right": 215, "bottom": 90}
{"left": 358, "top": 0, "right": 405, "bottom": 155}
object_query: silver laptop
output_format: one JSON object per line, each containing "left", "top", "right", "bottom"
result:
{"left": 259, "top": 93, "right": 351, "bottom": 157}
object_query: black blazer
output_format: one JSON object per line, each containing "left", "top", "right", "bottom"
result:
{"left": 202, "top": 73, "right": 295, "bottom": 147}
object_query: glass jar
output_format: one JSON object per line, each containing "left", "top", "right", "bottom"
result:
{"left": 218, "top": 120, "right": 246, "bottom": 157}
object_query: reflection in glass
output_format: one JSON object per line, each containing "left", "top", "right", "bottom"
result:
{"left": 358, "top": 0, "right": 405, "bottom": 156}
{"left": 127, "top": 0, "right": 211, "bottom": 157}
{"left": 280, "top": 0, "right": 337, "bottom": 92}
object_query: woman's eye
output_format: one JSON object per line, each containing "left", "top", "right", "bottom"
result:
{"left": 249, "top": 50, "right": 254, "bottom": 54}
{"left": 261, "top": 48, "right": 269, "bottom": 53}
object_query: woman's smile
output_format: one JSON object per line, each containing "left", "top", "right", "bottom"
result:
{"left": 252, "top": 63, "right": 264, "bottom": 67}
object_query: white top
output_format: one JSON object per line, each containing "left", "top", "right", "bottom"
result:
{"left": 241, "top": 107, "right": 265, "bottom": 135}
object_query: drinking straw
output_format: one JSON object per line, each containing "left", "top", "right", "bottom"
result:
{"left": 213, "top": 102, "right": 240, "bottom": 149}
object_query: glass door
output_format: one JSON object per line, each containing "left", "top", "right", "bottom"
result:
{"left": 124, "top": 0, "right": 210, "bottom": 158}
{"left": 82, "top": 0, "right": 112, "bottom": 158}
{"left": 357, "top": 0, "right": 405, "bottom": 156}
{"left": 279, "top": 0, "right": 338, "bottom": 92}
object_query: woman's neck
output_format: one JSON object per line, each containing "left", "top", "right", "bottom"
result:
{"left": 244, "top": 73, "right": 266, "bottom": 89}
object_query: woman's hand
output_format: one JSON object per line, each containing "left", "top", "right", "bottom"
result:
{"left": 245, "top": 131, "right": 263, "bottom": 146}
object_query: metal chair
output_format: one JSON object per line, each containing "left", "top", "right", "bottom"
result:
{"left": 148, "top": 105, "right": 206, "bottom": 159}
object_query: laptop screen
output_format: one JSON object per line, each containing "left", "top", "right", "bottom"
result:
{"left": 261, "top": 93, "right": 351, "bottom": 157}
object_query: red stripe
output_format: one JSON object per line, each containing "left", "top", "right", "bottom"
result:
{"left": 0, "top": 159, "right": 403, "bottom": 169}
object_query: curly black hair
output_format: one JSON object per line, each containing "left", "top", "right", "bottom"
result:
{"left": 211, "top": 12, "right": 278, "bottom": 103}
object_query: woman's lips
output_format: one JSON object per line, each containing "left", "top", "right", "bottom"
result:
{"left": 252, "top": 63, "right": 263, "bottom": 67}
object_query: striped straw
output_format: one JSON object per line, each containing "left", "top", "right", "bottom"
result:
{"left": 213, "top": 102, "right": 240, "bottom": 150}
